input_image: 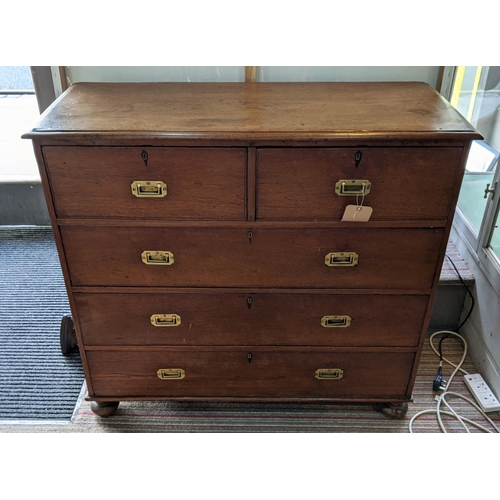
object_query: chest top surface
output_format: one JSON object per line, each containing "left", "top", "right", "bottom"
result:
{"left": 23, "top": 82, "right": 480, "bottom": 142}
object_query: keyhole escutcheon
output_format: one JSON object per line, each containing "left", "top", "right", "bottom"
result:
{"left": 141, "top": 150, "right": 149, "bottom": 167}
{"left": 354, "top": 150, "right": 362, "bottom": 168}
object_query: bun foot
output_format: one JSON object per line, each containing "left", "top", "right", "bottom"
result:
{"left": 90, "top": 401, "right": 120, "bottom": 417}
{"left": 373, "top": 402, "right": 409, "bottom": 420}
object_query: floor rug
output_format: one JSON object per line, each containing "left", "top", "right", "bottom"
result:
{"left": 0, "top": 226, "right": 84, "bottom": 421}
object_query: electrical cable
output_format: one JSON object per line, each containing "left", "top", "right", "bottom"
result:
{"left": 408, "top": 253, "right": 499, "bottom": 433}
{"left": 445, "top": 253, "right": 476, "bottom": 331}
{"left": 409, "top": 331, "right": 499, "bottom": 432}
{"left": 437, "top": 254, "right": 475, "bottom": 361}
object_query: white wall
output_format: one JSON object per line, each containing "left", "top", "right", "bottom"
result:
{"left": 450, "top": 224, "right": 500, "bottom": 396}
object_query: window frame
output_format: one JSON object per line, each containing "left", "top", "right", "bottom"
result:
{"left": 443, "top": 66, "right": 500, "bottom": 291}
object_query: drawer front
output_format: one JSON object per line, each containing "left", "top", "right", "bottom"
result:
{"left": 62, "top": 226, "right": 443, "bottom": 290}
{"left": 257, "top": 148, "right": 463, "bottom": 221}
{"left": 75, "top": 292, "right": 428, "bottom": 347}
{"left": 43, "top": 147, "right": 246, "bottom": 220}
{"left": 87, "top": 348, "right": 415, "bottom": 399}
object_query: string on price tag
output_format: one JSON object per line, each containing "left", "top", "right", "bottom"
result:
{"left": 341, "top": 183, "right": 373, "bottom": 222}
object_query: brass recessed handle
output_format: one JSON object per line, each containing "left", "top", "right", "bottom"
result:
{"left": 325, "top": 252, "right": 358, "bottom": 267}
{"left": 131, "top": 180, "right": 167, "bottom": 198}
{"left": 157, "top": 368, "right": 185, "bottom": 380}
{"left": 321, "top": 315, "right": 351, "bottom": 328}
{"left": 315, "top": 368, "right": 344, "bottom": 380}
{"left": 150, "top": 314, "right": 181, "bottom": 327}
{"left": 335, "top": 179, "right": 371, "bottom": 196}
{"left": 141, "top": 251, "right": 174, "bottom": 265}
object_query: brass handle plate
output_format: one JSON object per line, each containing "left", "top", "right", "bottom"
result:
{"left": 321, "top": 315, "right": 352, "bottom": 328}
{"left": 325, "top": 252, "right": 358, "bottom": 267}
{"left": 151, "top": 314, "right": 181, "bottom": 327}
{"left": 335, "top": 179, "right": 371, "bottom": 196}
{"left": 315, "top": 368, "right": 344, "bottom": 380}
{"left": 131, "top": 180, "right": 167, "bottom": 198}
{"left": 141, "top": 250, "right": 174, "bottom": 265}
{"left": 157, "top": 368, "right": 185, "bottom": 380}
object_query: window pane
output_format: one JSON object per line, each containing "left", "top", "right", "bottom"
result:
{"left": 489, "top": 208, "right": 500, "bottom": 263}
{"left": 452, "top": 67, "right": 500, "bottom": 235}
{"left": 258, "top": 66, "right": 440, "bottom": 87}
{"left": 66, "top": 66, "right": 244, "bottom": 83}
{"left": 0, "top": 66, "right": 39, "bottom": 181}
{"left": 457, "top": 141, "right": 498, "bottom": 234}
{"left": 0, "top": 66, "right": 34, "bottom": 91}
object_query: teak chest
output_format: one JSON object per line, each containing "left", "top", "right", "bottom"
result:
{"left": 24, "top": 82, "right": 480, "bottom": 418}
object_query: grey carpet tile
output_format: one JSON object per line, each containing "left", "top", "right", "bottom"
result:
{"left": 0, "top": 226, "right": 84, "bottom": 420}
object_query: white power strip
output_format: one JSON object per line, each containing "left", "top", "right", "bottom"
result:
{"left": 464, "top": 373, "right": 500, "bottom": 413}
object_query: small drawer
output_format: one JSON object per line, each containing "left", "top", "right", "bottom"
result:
{"left": 75, "top": 292, "right": 429, "bottom": 347}
{"left": 62, "top": 226, "right": 443, "bottom": 290}
{"left": 86, "top": 348, "right": 415, "bottom": 399}
{"left": 43, "top": 147, "right": 246, "bottom": 220}
{"left": 256, "top": 148, "right": 463, "bottom": 221}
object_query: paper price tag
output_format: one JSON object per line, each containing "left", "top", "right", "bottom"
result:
{"left": 341, "top": 205, "right": 373, "bottom": 222}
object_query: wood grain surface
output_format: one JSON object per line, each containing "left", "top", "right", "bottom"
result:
{"left": 75, "top": 292, "right": 429, "bottom": 347}
{"left": 86, "top": 348, "right": 415, "bottom": 399}
{"left": 24, "top": 82, "right": 481, "bottom": 141}
{"left": 23, "top": 82, "right": 477, "bottom": 410}
{"left": 61, "top": 226, "right": 444, "bottom": 290}
{"left": 44, "top": 146, "right": 246, "bottom": 220}
{"left": 257, "top": 147, "right": 464, "bottom": 221}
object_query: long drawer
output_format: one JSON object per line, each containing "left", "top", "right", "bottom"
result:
{"left": 86, "top": 348, "right": 415, "bottom": 399}
{"left": 257, "top": 148, "right": 463, "bottom": 221}
{"left": 75, "top": 292, "right": 428, "bottom": 347}
{"left": 43, "top": 147, "right": 247, "bottom": 220}
{"left": 62, "top": 226, "right": 443, "bottom": 289}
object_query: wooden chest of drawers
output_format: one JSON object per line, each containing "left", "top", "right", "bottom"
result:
{"left": 24, "top": 82, "right": 480, "bottom": 418}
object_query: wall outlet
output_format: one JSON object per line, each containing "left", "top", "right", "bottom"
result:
{"left": 464, "top": 373, "right": 500, "bottom": 412}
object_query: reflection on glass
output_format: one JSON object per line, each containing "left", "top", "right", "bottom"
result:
{"left": 65, "top": 66, "right": 245, "bottom": 83}
{"left": 452, "top": 67, "right": 500, "bottom": 236}
{"left": 258, "top": 66, "right": 441, "bottom": 84}
{"left": 489, "top": 209, "right": 500, "bottom": 263}
{"left": 458, "top": 140, "right": 498, "bottom": 234}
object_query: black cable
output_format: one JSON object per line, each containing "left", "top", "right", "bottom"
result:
{"left": 437, "top": 253, "right": 475, "bottom": 362}
{"left": 447, "top": 254, "right": 476, "bottom": 331}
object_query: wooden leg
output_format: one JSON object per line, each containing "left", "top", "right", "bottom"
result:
{"left": 373, "top": 402, "right": 409, "bottom": 420}
{"left": 90, "top": 401, "right": 120, "bottom": 417}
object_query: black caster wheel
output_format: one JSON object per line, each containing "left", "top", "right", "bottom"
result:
{"left": 60, "top": 314, "right": 78, "bottom": 356}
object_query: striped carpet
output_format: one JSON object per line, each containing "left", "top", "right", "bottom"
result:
{"left": 0, "top": 226, "right": 84, "bottom": 421}
{"left": 2, "top": 336, "right": 499, "bottom": 432}
{"left": 441, "top": 240, "right": 475, "bottom": 284}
